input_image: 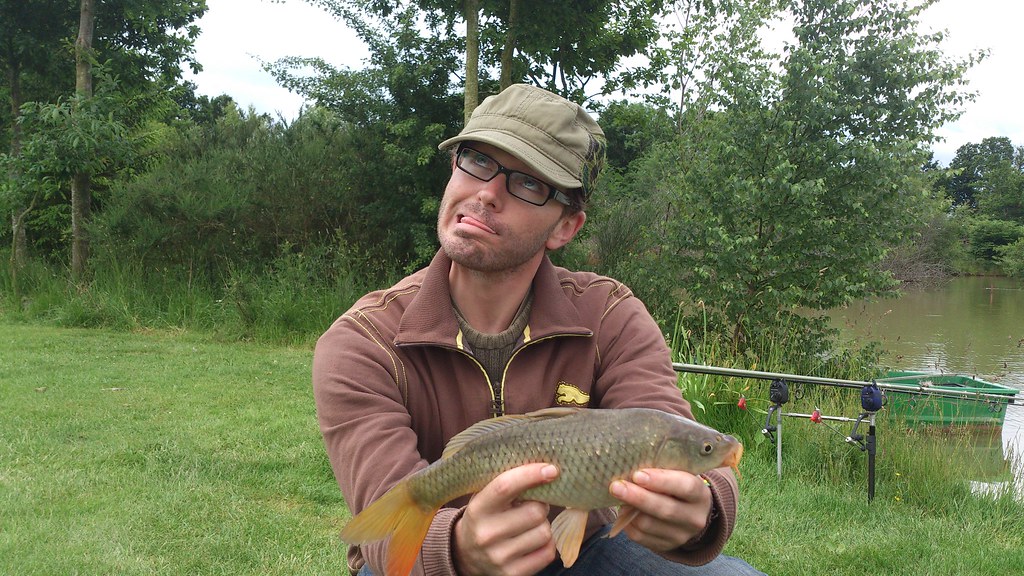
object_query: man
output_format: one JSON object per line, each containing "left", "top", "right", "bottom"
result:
{"left": 313, "top": 84, "right": 762, "bottom": 576}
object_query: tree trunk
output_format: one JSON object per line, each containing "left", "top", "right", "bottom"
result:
{"left": 71, "top": 0, "right": 96, "bottom": 282}
{"left": 463, "top": 0, "right": 480, "bottom": 123}
{"left": 499, "top": 0, "right": 520, "bottom": 90}
{"left": 70, "top": 171, "right": 91, "bottom": 282}
{"left": 7, "top": 56, "right": 29, "bottom": 274}
{"left": 10, "top": 197, "right": 36, "bottom": 302}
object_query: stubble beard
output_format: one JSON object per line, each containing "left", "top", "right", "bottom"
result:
{"left": 437, "top": 200, "right": 555, "bottom": 274}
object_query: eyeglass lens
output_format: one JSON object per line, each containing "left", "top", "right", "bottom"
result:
{"left": 456, "top": 147, "right": 559, "bottom": 206}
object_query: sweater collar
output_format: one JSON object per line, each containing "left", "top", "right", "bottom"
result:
{"left": 395, "top": 250, "right": 590, "bottom": 347}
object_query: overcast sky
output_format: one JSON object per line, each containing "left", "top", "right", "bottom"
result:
{"left": 183, "top": 0, "right": 1023, "bottom": 166}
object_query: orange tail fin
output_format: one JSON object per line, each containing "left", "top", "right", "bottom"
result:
{"left": 340, "top": 482, "right": 436, "bottom": 576}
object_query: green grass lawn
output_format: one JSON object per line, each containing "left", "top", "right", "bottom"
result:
{"left": 2, "top": 323, "right": 1022, "bottom": 575}
{"left": 1, "top": 324, "right": 348, "bottom": 575}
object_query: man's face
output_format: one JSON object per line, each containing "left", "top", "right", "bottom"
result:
{"left": 437, "top": 142, "right": 580, "bottom": 274}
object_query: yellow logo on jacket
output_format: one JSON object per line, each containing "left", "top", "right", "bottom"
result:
{"left": 554, "top": 382, "right": 590, "bottom": 407}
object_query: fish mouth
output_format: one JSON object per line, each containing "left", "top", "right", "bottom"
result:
{"left": 724, "top": 443, "right": 743, "bottom": 479}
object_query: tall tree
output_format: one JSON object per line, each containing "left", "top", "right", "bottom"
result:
{"left": 688, "top": 0, "right": 974, "bottom": 348}
{"left": 946, "top": 138, "right": 1012, "bottom": 209}
{"left": 1, "top": 0, "right": 207, "bottom": 281}
{"left": 308, "top": 0, "right": 669, "bottom": 112}
{"left": 975, "top": 144, "right": 1024, "bottom": 222}
{"left": 267, "top": 4, "right": 462, "bottom": 269}
{"left": 590, "top": 0, "right": 977, "bottom": 352}
{"left": 0, "top": 0, "right": 77, "bottom": 271}
{"left": 464, "top": 0, "right": 480, "bottom": 122}
{"left": 71, "top": 0, "right": 97, "bottom": 282}
{"left": 946, "top": 136, "right": 1023, "bottom": 220}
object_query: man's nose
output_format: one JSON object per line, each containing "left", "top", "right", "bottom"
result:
{"left": 475, "top": 172, "right": 508, "bottom": 207}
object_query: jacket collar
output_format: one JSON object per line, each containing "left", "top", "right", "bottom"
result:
{"left": 395, "top": 250, "right": 591, "bottom": 347}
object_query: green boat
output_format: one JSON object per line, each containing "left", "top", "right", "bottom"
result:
{"left": 878, "top": 371, "right": 1019, "bottom": 428}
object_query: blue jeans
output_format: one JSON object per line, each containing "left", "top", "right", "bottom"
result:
{"left": 357, "top": 525, "right": 765, "bottom": 576}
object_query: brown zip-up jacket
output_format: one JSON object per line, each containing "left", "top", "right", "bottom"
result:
{"left": 312, "top": 250, "right": 739, "bottom": 575}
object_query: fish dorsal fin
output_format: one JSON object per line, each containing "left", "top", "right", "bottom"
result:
{"left": 441, "top": 407, "right": 582, "bottom": 459}
{"left": 524, "top": 406, "right": 582, "bottom": 419}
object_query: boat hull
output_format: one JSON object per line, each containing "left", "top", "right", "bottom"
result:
{"left": 879, "top": 371, "right": 1017, "bottom": 428}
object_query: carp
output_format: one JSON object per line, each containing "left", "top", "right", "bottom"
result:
{"left": 340, "top": 407, "right": 743, "bottom": 575}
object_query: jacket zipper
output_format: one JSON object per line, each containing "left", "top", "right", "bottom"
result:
{"left": 453, "top": 350, "right": 504, "bottom": 417}
{"left": 448, "top": 332, "right": 592, "bottom": 418}
{"left": 495, "top": 333, "right": 592, "bottom": 417}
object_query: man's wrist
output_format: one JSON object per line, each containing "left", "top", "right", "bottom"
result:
{"left": 681, "top": 475, "right": 717, "bottom": 549}
{"left": 451, "top": 509, "right": 472, "bottom": 576}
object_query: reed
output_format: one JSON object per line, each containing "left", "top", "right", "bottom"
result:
{"left": 0, "top": 244, "right": 379, "bottom": 346}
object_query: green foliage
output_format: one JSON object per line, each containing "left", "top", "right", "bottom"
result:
{"left": 943, "top": 136, "right": 1020, "bottom": 211}
{"left": 596, "top": 99, "right": 675, "bottom": 171}
{"left": 6, "top": 104, "right": 423, "bottom": 341}
{"left": 996, "top": 238, "right": 1024, "bottom": 278}
{"left": 2, "top": 0, "right": 209, "bottom": 145}
{"left": 881, "top": 186, "right": 967, "bottom": 281}
{"left": 216, "top": 241, "right": 380, "bottom": 344}
{"left": 0, "top": 0, "right": 78, "bottom": 111}
{"left": 96, "top": 104, "right": 434, "bottom": 282}
{"left": 932, "top": 136, "right": 1024, "bottom": 274}
{"left": 270, "top": 5, "right": 464, "bottom": 272}
{"left": 90, "top": 0, "right": 207, "bottom": 96}
{"left": 1, "top": 68, "right": 136, "bottom": 261}
{"left": 0, "top": 235, "right": 382, "bottom": 346}
{"left": 592, "top": 0, "right": 973, "bottom": 352}
{"left": 974, "top": 148, "right": 1024, "bottom": 222}
{"left": 494, "top": 0, "right": 668, "bottom": 99}
{"left": 12, "top": 80, "right": 132, "bottom": 182}
{"left": 966, "top": 217, "right": 1024, "bottom": 264}
{"left": 311, "top": 0, "right": 671, "bottom": 102}
{"left": 563, "top": 139, "right": 691, "bottom": 328}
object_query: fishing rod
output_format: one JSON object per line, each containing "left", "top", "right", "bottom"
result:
{"left": 672, "top": 363, "right": 1024, "bottom": 407}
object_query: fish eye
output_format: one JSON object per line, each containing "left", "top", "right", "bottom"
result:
{"left": 702, "top": 442, "right": 714, "bottom": 454}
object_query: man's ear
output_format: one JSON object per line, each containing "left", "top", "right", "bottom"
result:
{"left": 546, "top": 211, "right": 586, "bottom": 250}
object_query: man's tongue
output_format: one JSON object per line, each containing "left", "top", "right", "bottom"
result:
{"left": 459, "top": 215, "right": 496, "bottom": 234}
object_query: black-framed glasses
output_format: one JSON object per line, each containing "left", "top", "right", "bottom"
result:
{"left": 455, "top": 144, "right": 573, "bottom": 207}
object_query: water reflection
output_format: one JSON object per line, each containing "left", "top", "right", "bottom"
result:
{"left": 829, "top": 276, "right": 1024, "bottom": 497}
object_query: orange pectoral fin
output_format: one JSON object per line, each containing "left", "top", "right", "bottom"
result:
{"left": 340, "top": 482, "right": 436, "bottom": 576}
{"left": 608, "top": 505, "right": 640, "bottom": 538}
{"left": 550, "top": 508, "right": 590, "bottom": 568}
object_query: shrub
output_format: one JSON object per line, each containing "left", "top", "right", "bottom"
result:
{"left": 967, "top": 218, "right": 1024, "bottom": 263}
{"left": 996, "top": 238, "right": 1024, "bottom": 278}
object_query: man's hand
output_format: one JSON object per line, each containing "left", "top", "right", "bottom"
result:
{"left": 454, "top": 463, "right": 559, "bottom": 576}
{"left": 609, "top": 469, "right": 713, "bottom": 553}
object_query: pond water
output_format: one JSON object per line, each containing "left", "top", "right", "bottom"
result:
{"left": 828, "top": 275, "right": 1024, "bottom": 497}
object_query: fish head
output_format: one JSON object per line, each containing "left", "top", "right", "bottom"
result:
{"left": 655, "top": 417, "right": 744, "bottom": 476}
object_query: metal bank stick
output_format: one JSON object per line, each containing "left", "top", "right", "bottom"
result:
{"left": 674, "top": 364, "right": 885, "bottom": 502}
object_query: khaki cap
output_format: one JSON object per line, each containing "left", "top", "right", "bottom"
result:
{"left": 439, "top": 84, "right": 607, "bottom": 201}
